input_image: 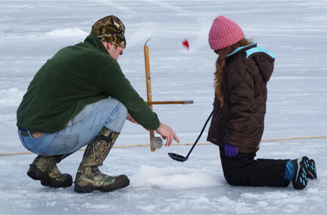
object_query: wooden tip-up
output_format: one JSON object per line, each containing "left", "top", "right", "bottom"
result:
{"left": 146, "top": 100, "right": 194, "bottom": 105}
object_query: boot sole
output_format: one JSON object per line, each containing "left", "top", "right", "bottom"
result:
{"left": 307, "top": 159, "right": 317, "bottom": 179}
{"left": 27, "top": 164, "right": 72, "bottom": 188}
{"left": 74, "top": 178, "right": 130, "bottom": 193}
{"left": 303, "top": 157, "right": 317, "bottom": 179}
{"left": 292, "top": 159, "right": 308, "bottom": 190}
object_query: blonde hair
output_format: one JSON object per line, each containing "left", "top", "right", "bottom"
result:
{"left": 214, "top": 38, "right": 252, "bottom": 107}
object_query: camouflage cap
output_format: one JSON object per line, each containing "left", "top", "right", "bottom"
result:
{"left": 91, "top": 15, "right": 126, "bottom": 48}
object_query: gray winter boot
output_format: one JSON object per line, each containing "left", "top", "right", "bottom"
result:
{"left": 27, "top": 154, "right": 73, "bottom": 188}
{"left": 74, "top": 127, "right": 130, "bottom": 193}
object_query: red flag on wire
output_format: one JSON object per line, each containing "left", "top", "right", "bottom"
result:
{"left": 182, "top": 39, "right": 189, "bottom": 50}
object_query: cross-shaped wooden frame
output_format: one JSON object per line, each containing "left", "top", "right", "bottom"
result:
{"left": 144, "top": 40, "right": 193, "bottom": 151}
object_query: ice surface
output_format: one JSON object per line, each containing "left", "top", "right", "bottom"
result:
{"left": 0, "top": 0, "right": 327, "bottom": 214}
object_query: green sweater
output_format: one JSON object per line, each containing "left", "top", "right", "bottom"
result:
{"left": 17, "top": 35, "right": 160, "bottom": 133}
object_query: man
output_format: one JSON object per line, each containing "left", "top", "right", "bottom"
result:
{"left": 16, "top": 15, "right": 179, "bottom": 193}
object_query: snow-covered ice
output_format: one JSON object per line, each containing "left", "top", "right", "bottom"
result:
{"left": 0, "top": 0, "right": 327, "bottom": 214}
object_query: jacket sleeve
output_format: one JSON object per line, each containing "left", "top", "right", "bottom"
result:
{"left": 223, "top": 67, "right": 255, "bottom": 146}
{"left": 98, "top": 62, "right": 160, "bottom": 130}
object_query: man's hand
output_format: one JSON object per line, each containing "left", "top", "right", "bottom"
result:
{"left": 155, "top": 123, "right": 180, "bottom": 146}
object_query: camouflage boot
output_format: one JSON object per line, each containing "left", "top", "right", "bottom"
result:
{"left": 74, "top": 127, "right": 130, "bottom": 193}
{"left": 27, "top": 154, "right": 73, "bottom": 188}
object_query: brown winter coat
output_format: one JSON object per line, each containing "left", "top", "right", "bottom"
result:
{"left": 207, "top": 43, "right": 275, "bottom": 153}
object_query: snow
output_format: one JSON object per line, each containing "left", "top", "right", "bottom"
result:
{"left": 0, "top": 0, "right": 327, "bottom": 214}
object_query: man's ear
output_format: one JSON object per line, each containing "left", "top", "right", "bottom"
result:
{"left": 102, "top": 42, "right": 110, "bottom": 51}
{"left": 107, "top": 42, "right": 113, "bottom": 50}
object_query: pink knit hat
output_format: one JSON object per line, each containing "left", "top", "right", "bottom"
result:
{"left": 208, "top": 15, "right": 244, "bottom": 51}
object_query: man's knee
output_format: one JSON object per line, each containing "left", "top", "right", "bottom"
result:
{"left": 113, "top": 99, "right": 127, "bottom": 119}
{"left": 102, "top": 98, "right": 127, "bottom": 119}
{"left": 103, "top": 98, "right": 128, "bottom": 132}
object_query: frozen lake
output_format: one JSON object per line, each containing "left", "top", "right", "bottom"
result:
{"left": 0, "top": 0, "right": 326, "bottom": 214}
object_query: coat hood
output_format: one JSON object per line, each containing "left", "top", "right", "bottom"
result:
{"left": 227, "top": 43, "right": 275, "bottom": 82}
{"left": 245, "top": 45, "right": 275, "bottom": 82}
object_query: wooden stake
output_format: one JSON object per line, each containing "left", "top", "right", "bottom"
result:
{"left": 144, "top": 40, "right": 156, "bottom": 151}
{"left": 146, "top": 100, "right": 193, "bottom": 105}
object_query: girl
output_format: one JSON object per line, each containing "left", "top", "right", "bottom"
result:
{"left": 206, "top": 15, "right": 316, "bottom": 190}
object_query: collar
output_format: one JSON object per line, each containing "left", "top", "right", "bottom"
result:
{"left": 84, "top": 34, "right": 109, "bottom": 55}
{"left": 226, "top": 42, "right": 257, "bottom": 57}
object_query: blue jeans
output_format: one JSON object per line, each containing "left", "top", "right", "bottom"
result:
{"left": 18, "top": 98, "right": 128, "bottom": 156}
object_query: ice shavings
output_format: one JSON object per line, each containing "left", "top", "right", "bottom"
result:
{"left": 130, "top": 165, "right": 219, "bottom": 189}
